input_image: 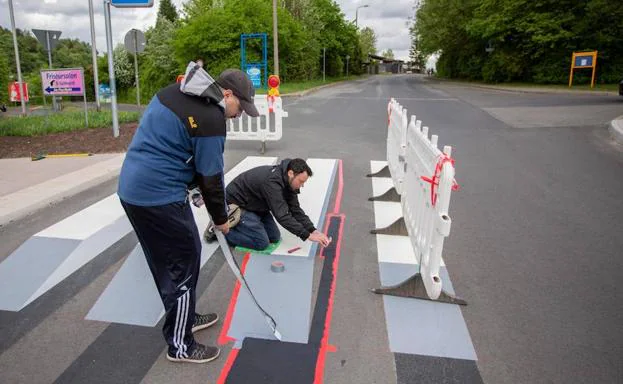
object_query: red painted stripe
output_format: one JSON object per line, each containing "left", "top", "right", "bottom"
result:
{"left": 313, "top": 214, "right": 345, "bottom": 384}
{"left": 332, "top": 159, "right": 344, "bottom": 214}
{"left": 216, "top": 348, "right": 240, "bottom": 384}
{"left": 217, "top": 253, "right": 251, "bottom": 346}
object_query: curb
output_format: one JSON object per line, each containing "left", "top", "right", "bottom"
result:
{"left": 423, "top": 76, "right": 618, "bottom": 96}
{"left": 609, "top": 116, "right": 623, "bottom": 145}
{"left": 0, "top": 154, "right": 125, "bottom": 228}
{"left": 280, "top": 76, "right": 372, "bottom": 98}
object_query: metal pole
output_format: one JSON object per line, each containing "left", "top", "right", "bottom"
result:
{"left": 133, "top": 30, "right": 140, "bottom": 107}
{"left": 46, "top": 31, "right": 58, "bottom": 112}
{"left": 323, "top": 47, "right": 326, "bottom": 82}
{"left": 8, "top": 0, "right": 27, "bottom": 116}
{"left": 88, "top": 0, "right": 101, "bottom": 111}
{"left": 82, "top": 69, "right": 88, "bottom": 128}
{"left": 272, "top": 0, "right": 279, "bottom": 75}
{"left": 104, "top": 0, "right": 119, "bottom": 137}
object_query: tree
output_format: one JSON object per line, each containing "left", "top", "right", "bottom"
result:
{"left": 158, "top": 0, "right": 178, "bottom": 23}
{"left": 359, "top": 26, "right": 377, "bottom": 57}
{"left": 382, "top": 49, "right": 394, "bottom": 59}
{"left": 113, "top": 44, "right": 134, "bottom": 89}
{"left": 140, "top": 15, "right": 180, "bottom": 99}
{"left": 183, "top": 0, "right": 219, "bottom": 19}
{"left": 0, "top": 54, "right": 8, "bottom": 105}
{"left": 174, "top": 0, "right": 318, "bottom": 81}
{"left": 409, "top": 23, "right": 427, "bottom": 71}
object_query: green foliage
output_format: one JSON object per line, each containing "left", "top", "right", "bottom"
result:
{"left": 113, "top": 45, "right": 135, "bottom": 90}
{"left": 174, "top": 0, "right": 320, "bottom": 81}
{"left": 0, "top": 0, "right": 370, "bottom": 108}
{"left": 0, "top": 54, "right": 9, "bottom": 104}
{"left": 359, "top": 27, "right": 377, "bottom": 57}
{"left": 158, "top": 0, "right": 179, "bottom": 23}
{"left": 139, "top": 16, "right": 180, "bottom": 101}
{"left": 414, "top": 0, "right": 623, "bottom": 84}
{"left": 0, "top": 110, "right": 139, "bottom": 136}
{"left": 382, "top": 49, "right": 394, "bottom": 59}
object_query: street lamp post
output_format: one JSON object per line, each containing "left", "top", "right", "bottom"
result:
{"left": 355, "top": 4, "right": 369, "bottom": 28}
{"left": 272, "top": 0, "right": 279, "bottom": 75}
{"left": 88, "top": 0, "right": 101, "bottom": 111}
{"left": 8, "top": 0, "right": 27, "bottom": 116}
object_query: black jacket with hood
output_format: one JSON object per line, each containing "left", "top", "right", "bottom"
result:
{"left": 226, "top": 159, "right": 316, "bottom": 240}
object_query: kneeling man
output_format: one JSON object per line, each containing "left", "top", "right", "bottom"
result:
{"left": 210, "top": 158, "right": 331, "bottom": 250}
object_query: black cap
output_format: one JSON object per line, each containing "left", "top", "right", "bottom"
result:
{"left": 216, "top": 69, "right": 260, "bottom": 117}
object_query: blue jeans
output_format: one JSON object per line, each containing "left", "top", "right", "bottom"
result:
{"left": 225, "top": 210, "right": 281, "bottom": 250}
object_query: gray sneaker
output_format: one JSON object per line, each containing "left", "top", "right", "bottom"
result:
{"left": 166, "top": 343, "right": 220, "bottom": 364}
{"left": 203, "top": 204, "right": 242, "bottom": 243}
{"left": 192, "top": 312, "right": 219, "bottom": 333}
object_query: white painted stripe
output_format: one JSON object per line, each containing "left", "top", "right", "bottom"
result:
{"left": 370, "top": 160, "right": 388, "bottom": 175}
{"left": 36, "top": 194, "right": 124, "bottom": 240}
{"left": 371, "top": 177, "right": 395, "bottom": 197}
{"left": 22, "top": 216, "right": 133, "bottom": 309}
{"left": 271, "top": 158, "right": 337, "bottom": 257}
{"left": 370, "top": 161, "right": 445, "bottom": 267}
{"left": 373, "top": 201, "right": 403, "bottom": 229}
{"left": 376, "top": 234, "right": 418, "bottom": 265}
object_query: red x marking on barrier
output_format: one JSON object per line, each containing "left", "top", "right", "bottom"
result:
{"left": 420, "top": 154, "right": 460, "bottom": 207}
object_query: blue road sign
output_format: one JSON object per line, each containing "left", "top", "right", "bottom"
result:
{"left": 111, "top": 0, "right": 154, "bottom": 8}
{"left": 247, "top": 66, "right": 262, "bottom": 88}
{"left": 574, "top": 56, "right": 593, "bottom": 68}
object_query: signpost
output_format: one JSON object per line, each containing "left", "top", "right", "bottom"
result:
{"left": 33, "top": 29, "right": 62, "bottom": 111}
{"left": 104, "top": 0, "right": 154, "bottom": 137}
{"left": 124, "top": 29, "right": 146, "bottom": 107}
{"left": 241, "top": 33, "right": 268, "bottom": 89}
{"left": 569, "top": 51, "right": 598, "bottom": 88}
{"left": 110, "top": 0, "right": 153, "bottom": 7}
{"left": 9, "top": 82, "right": 29, "bottom": 103}
{"left": 41, "top": 68, "right": 88, "bottom": 127}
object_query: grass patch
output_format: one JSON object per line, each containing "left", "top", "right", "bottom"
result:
{"left": 256, "top": 75, "right": 366, "bottom": 95}
{"left": 437, "top": 78, "right": 619, "bottom": 92}
{"left": 0, "top": 110, "right": 140, "bottom": 137}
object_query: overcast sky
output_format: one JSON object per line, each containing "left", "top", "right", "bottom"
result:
{"left": 0, "top": 0, "right": 415, "bottom": 61}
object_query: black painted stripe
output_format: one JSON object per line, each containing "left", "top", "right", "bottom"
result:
{"left": 225, "top": 215, "right": 343, "bottom": 384}
{"left": 395, "top": 353, "right": 484, "bottom": 384}
{"left": 53, "top": 249, "right": 225, "bottom": 383}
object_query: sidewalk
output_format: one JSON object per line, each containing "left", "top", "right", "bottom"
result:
{"left": 0, "top": 154, "right": 124, "bottom": 227}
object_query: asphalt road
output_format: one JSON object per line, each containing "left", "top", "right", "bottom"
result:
{"left": 1, "top": 74, "right": 622, "bottom": 384}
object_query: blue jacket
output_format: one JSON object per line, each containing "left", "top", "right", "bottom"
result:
{"left": 118, "top": 83, "right": 228, "bottom": 225}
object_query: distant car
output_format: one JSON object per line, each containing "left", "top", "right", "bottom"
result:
{"left": 619, "top": 80, "right": 623, "bottom": 96}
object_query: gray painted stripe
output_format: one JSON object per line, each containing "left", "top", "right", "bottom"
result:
{"left": 379, "top": 262, "right": 477, "bottom": 360}
{"left": 86, "top": 242, "right": 218, "bottom": 326}
{"left": 0, "top": 237, "right": 80, "bottom": 311}
{"left": 395, "top": 353, "right": 484, "bottom": 384}
{"left": 229, "top": 255, "right": 315, "bottom": 347}
{"left": 226, "top": 158, "right": 337, "bottom": 346}
{"left": 0, "top": 215, "right": 132, "bottom": 311}
{"left": 86, "top": 243, "right": 162, "bottom": 326}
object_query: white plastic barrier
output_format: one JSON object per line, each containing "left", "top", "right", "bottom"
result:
{"left": 386, "top": 98, "right": 409, "bottom": 195}
{"left": 402, "top": 116, "right": 458, "bottom": 300}
{"left": 226, "top": 95, "right": 288, "bottom": 144}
